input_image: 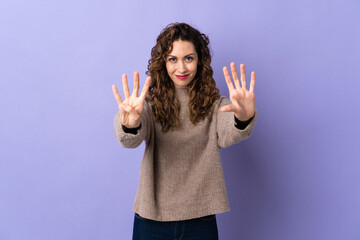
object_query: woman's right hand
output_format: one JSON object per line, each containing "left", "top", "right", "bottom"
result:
{"left": 112, "top": 71, "right": 151, "bottom": 129}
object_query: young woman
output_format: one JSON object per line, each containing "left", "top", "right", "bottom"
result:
{"left": 112, "top": 22, "right": 257, "bottom": 240}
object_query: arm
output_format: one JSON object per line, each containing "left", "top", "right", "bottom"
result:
{"left": 112, "top": 71, "right": 151, "bottom": 148}
{"left": 217, "top": 62, "right": 257, "bottom": 148}
{"left": 114, "top": 100, "right": 152, "bottom": 148}
{"left": 234, "top": 115, "right": 254, "bottom": 130}
{"left": 217, "top": 97, "right": 258, "bottom": 148}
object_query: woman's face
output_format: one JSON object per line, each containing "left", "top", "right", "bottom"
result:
{"left": 165, "top": 40, "right": 198, "bottom": 88}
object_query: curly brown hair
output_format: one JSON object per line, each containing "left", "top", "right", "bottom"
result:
{"left": 147, "top": 22, "right": 220, "bottom": 132}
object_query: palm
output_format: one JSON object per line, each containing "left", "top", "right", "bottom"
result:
{"left": 221, "top": 62, "right": 256, "bottom": 121}
{"left": 112, "top": 72, "right": 151, "bottom": 128}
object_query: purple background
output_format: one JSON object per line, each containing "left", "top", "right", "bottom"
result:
{"left": 1, "top": 0, "right": 359, "bottom": 239}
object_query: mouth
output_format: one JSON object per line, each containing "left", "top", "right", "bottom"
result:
{"left": 175, "top": 74, "right": 189, "bottom": 80}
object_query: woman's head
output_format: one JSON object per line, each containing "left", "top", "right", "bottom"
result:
{"left": 147, "top": 22, "right": 212, "bottom": 89}
{"left": 147, "top": 23, "right": 219, "bottom": 132}
{"left": 165, "top": 40, "right": 198, "bottom": 88}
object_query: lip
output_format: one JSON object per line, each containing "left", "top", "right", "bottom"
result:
{"left": 175, "top": 74, "right": 189, "bottom": 80}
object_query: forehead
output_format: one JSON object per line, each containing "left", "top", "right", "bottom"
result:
{"left": 168, "top": 40, "right": 196, "bottom": 56}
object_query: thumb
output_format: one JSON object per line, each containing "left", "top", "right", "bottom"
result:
{"left": 220, "top": 105, "right": 234, "bottom": 112}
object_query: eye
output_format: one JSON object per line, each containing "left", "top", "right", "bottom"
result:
{"left": 185, "top": 56, "right": 194, "bottom": 61}
{"left": 168, "top": 57, "right": 176, "bottom": 62}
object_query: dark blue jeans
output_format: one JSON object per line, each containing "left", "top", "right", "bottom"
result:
{"left": 132, "top": 213, "right": 219, "bottom": 240}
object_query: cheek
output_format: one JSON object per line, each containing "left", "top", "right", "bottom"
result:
{"left": 165, "top": 63, "right": 174, "bottom": 74}
{"left": 190, "top": 63, "right": 198, "bottom": 73}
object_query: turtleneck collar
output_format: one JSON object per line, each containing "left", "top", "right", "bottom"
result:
{"left": 174, "top": 87, "right": 189, "bottom": 101}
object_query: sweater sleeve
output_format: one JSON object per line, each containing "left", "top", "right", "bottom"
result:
{"left": 113, "top": 100, "right": 152, "bottom": 149}
{"left": 216, "top": 96, "right": 258, "bottom": 148}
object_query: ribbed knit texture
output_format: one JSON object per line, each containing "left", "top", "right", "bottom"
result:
{"left": 114, "top": 87, "right": 257, "bottom": 221}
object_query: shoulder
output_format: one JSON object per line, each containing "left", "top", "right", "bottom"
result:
{"left": 143, "top": 95, "right": 154, "bottom": 116}
{"left": 207, "top": 95, "right": 230, "bottom": 118}
{"left": 214, "top": 95, "right": 231, "bottom": 108}
{"left": 144, "top": 94, "right": 152, "bottom": 107}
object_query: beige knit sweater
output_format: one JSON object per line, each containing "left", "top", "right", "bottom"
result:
{"left": 114, "top": 87, "right": 257, "bottom": 221}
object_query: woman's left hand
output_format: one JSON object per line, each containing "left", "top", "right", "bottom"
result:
{"left": 221, "top": 62, "right": 256, "bottom": 121}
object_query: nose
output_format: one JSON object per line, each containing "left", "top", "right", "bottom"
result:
{"left": 178, "top": 61, "right": 187, "bottom": 73}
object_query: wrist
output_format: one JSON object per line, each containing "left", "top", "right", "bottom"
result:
{"left": 121, "top": 120, "right": 141, "bottom": 129}
{"left": 122, "top": 123, "right": 140, "bottom": 129}
{"left": 234, "top": 113, "right": 254, "bottom": 130}
{"left": 234, "top": 113, "right": 254, "bottom": 122}
{"left": 122, "top": 123, "right": 141, "bottom": 134}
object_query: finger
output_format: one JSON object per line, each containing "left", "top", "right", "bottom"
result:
{"left": 133, "top": 71, "right": 140, "bottom": 97}
{"left": 240, "top": 64, "right": 247, "bottom": 90}
{"left": 223, "top": 66, "right": 235, "bottom": 92}
{"left": 249, "top": 71, "right": 256, "bottom": 93}
{"left": 112, "top": 85, "right": 123, "bottom": 106}
{"left": 120, "top": 103, "right": 132, "bottom": 113}
{"left": 230, "top": 62, "right": 241, "bottom": 89}
{"left": 139, "top": 76, "right": 151, "bottom": 101}
{"left": 122, "top": 74, "right": 130, "bottom": 99}
{"left": 220, "top": 105, "right": 235, "bottom": 112}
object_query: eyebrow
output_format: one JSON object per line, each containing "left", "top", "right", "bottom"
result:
{"left": 167, "top": 53, "right": 196, "bottom": 58}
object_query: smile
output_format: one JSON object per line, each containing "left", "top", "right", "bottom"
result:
{"left": 175, "top": 74, "right": 189, "bottom": 80}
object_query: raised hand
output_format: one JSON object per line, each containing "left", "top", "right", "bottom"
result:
{"left": 112, "top": 71, "right": 151, "bottom": 128}
{"left": 221, "top": 62, "right": 255, "bottom": 121}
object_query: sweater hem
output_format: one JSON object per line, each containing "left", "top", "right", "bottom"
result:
{"left": 133, "top": 205, "right": 230, "bottom": 222}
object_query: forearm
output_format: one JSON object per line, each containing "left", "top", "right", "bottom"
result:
{"left": 122, "top": 124, "right": 141, "bottom": 135}
{"left": 114, "top": 112, "right": 146, "bottom": 148}
{"left": 234, "top": 114, "right": 254, "bottom": 130}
